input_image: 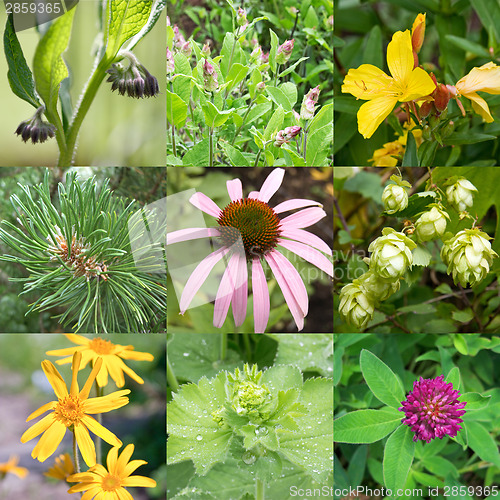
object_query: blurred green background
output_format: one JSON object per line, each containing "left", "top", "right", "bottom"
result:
{"left": 0, "top": 3, "right": 165, "bottom": 166}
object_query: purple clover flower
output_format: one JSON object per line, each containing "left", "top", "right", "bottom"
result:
{"left": 399, "top": 375, "right": 466, "bottom": 443}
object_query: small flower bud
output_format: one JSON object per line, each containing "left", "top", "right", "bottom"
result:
{"left": 300, "top": 85, "right": 321, "bottom": 120}
{"left": 166, "top": 47, "right": 175, "bottom": 74}
{"left": 237, "top": 8, "right": 248, "bottom": 27}
{"left": 179, "top": 41, "right": 192, "bottom": 58}
{"left": 256, "top": 81, "right": 265, "bottom": 93}
{"left": 250, "top": 44, "right": 262, "bottom": 62}
{"left": 414, "top": 205, "right": 450, "bottom": 242}
{"left": 276, "top": 39, "right": 294, "bottom": 65}
{"left": 446, "top": 177, "right": 477, "bottom": 212}
{"left": 339, "top": 281, "right": 375, "bottom": 330}
{"left": 411, "top": 13, "right": 426, "bottom": 53}
{"left": 441, "top": 228, "right": 498, "bottom": 287}
{"left": 201, "top": 42, "right": 211, "bottom": 58}
{"left": 274, "top": 126, "right": 302, "bottom": 147}
{"left": 434, "top": 84, "right": 451, "bottom": 112}
{"left": 261, "top": 52, "right": 270, "bottom": 64}
{"left": 326, "top": 14, "right": 334, "bottom": 30}
{"left": 15, "top": 106, "right": 56, "bottom": 144}
{"left": 203, "top": 58, "right": 219, "bottom": 92}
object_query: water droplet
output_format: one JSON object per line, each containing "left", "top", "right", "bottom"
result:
{"left": 242, "top": 451, "right": 257, "bottom": 465}
{"left": 196, "top": 434, "right": 203, "bottom": 441}
{"left": 255, "top": 426, "right": 268, "bottom": 436}
{"left": 183, "top": 352, "right": 190, "bottom": 357}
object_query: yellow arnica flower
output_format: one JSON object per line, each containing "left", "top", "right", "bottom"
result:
{"left": 67, "top": 444, "right": 157, "bottom": 500}
{"left": 46, "top": 334, "right": 154, "bottom": 388}
{"left": 0, "top": 456, "right": 28, "bottom": 479}
{"left": 452, "top": 62, "right": 500, "bottom": 122}
{"left": 44, "top": 453, "right": 75, "bottom": 481}
{"left": 21, "top": 352, "right": 130, "bottom": 467}
{"left": 342, "top": 30, "right": 436, "bottom": 138}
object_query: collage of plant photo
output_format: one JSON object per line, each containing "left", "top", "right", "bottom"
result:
{"left": 0, "top": 0, "right": 335, "bottom": 499}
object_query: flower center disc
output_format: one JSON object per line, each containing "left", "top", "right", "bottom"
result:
{"left": 217, "top": 199, "right": 281, "bottom": 259}
{"left": 54, "top": 395, "right": 84, "bottom": 427}
{"left": 89, "top": 338, "right": 114, "bottom": 355}
{"left": 102, "top": 474, "right": 121, "bottom": 491}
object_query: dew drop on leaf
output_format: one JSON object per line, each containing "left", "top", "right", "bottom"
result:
{"left": 196, "top": 434, "right": 203, "bottom": 441}
{"left": 242, "top": 451, "right": 257, "bottom": 465}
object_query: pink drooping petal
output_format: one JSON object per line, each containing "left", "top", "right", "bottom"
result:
{"left": 252, "top": 258, "right": 269, "bottom": 333}
{"left": 273, "top": 198, "right": 322, "bottom": 214}
{"left": 232, "top": 252, "right": 248, "bottom": 327}
{"left": 277, "top": 239, "right": 333, "bottom": 277}
{"left": 248, "top": 191, "right": 260, "bottom": 199}
{"left": 227, "top": 179, "right": 243, "bottom": 202}
{"left": 280, "top": 207, "right": 326, "bottom": 229}
{"left": 179, "top": 247, "right": 230, "bottom": 313}
{"left": 213, "top": 251, "right": 246, "bottom": 328}
{"left": 265, "top": 250, "right": 308, "bottom": 331}
{"left": 189, "top": 192, "right": 222, "bottom": 218}
{"left": 280, "top": 228, "right": 332, "bottom": 255}
{"left": 166, "top": 227, "right": 220, "bottom": 245}
{"left": 257, "top": 168, "right": 285, "bottom": 203}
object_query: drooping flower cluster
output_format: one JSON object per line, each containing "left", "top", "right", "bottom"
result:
{"left": 15, "top": 106, "right": 56, "bottom": 144}
{"left": 399, "top": 375, "right": 466, "bottom": 443}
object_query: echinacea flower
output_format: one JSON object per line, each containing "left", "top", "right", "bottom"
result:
{"left": 166, "top": 168, "right": 333, "bottom": 332}
{"left": 46, "top": 334, "right": 154, "bottom": 388}
{"left": 342, "top": 30, "right": 436, "bottom": 138}
{"left": 0, "top": 456, "right": 28, "bottom": 479}
{"left": 21, "top": 353, "right": 129, "bottom": 467}
{"left": 67, "top": 444, "right": 156, "bottom": 499}
{"left": 399, "top": 375, "right": 466, "bottom": 443}
{"left": 44, "top": 453, "right": 75, "bottom": 482}
{"left": 448, "top": 62, "right": 500, "bottom": 122}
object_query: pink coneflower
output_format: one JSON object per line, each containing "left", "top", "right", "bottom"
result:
{"left": 166, "top": 168, "right": 333, "bottom": 333}
{"left": 399, "top": 375, "right": 466, "bottom": 443}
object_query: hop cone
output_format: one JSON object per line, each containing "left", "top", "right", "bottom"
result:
{"left": 382, "top": 184, "right": 408, "bottom": 214}
{"left": 441, "top": 228, "right": 498, "bottom": 287}
{"left": 446, "top": 177, "right": 477, "bottom": 212}
{"left": 338, "top": 281, "right": 375, "bottom": 330}
{"left": 399, "top": 375, "right": 466, "bottom": 443}
{"left": 414, "top": 205, "right": 449, "bottom": 242}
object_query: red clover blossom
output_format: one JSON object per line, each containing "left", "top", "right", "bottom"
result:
{"left": 399, "top": 375, "right": 466, "bottom": 443}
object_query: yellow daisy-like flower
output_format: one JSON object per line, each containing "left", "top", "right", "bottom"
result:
{"left": 452, "top": 62, "right": 500, "bottom": 122}
{"left": 342, "top": 30, "right": 436, "bottom": 138}
{"left": 369, "top": 141, "right": 404, "bottom": 166}
{"left": 21, "top": 352, "right": 130, "bottom": 467}
{"left": 0, "top": 456, "right": 28, "bottom": 479}
{"left": 67, "top": 444, "right": 157, "bottom": 500}
{"left": 46, "top": 334, "right": 154, "bottom": 388}
{"left": 44, "top": 453, "right": 75, "bottom": 482}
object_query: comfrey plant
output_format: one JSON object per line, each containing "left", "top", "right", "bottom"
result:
{"left": 4, "top": 0, "right": 164, "bottom": 166}
{"left": 338, "top": 169, "right": 497, "bottom": 331}
{"left": 167, "top": 4, "right": 333, "bottom": 166}
{"left": 334, "top": 349, "right": 496, "bottom": 494}
{"left": 167, "top": 363, "right": 333, "bottom": 500}
{"left": 0, "top": 170, "right": 166, "bottom": 333}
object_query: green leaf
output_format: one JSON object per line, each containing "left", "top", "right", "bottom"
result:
{"left": 471, "top": 0, "right": 500, "bottom": 43}
{"left": 444, "top": 132, "right": 496, "bottom": 145}
{"left": 383, "top": 425, "right": 415, "bottom": 493}
{"left": 452, "top": 309, "right": 474, "bottom": 323}
{"left": 224, "top": 63, "right": 248, "bottom": 91}
{"left": 360, "top": 350, "right": 405, "bottom": 409}
{"left": 33, "top": 7, "right": 76, "bottom": 117}
{"left": 123, "top": 0, "right": 165, "bottom": 52}
{"left": 105, "top": 0, "right": 153, "bottom": 60}
{"left": 220, "top": 142, "right": 250, "bottom": 166}
{"left": 460, "top": 392, "right": 491, "bottom": 411}
{"left": 306, "top": 124, "right": 333, "bottom": 166}
{"left": 166, "top": 90, "right": 188, "bottom": 127}
{"left": 263, "top": 106, "right": 284, "bottom": 142}
{"left": 363, "top": 25, "right": 383, "bottom": 68}
{"left": 167, "top": 372, "right": 233, "bottom": 475}
{"left": 334, "top": 408, "right": 402, "bottom": 444}
{"left": 269, "top": 29, "right": 279, "bottom": 73}
{"left": 182, "top": 137, "right": 210, "bottom": 166}
{"left": 412, "top": 245, "right": 432, "bottom": 267}
{"left": 445, "top": 366, "right": 461, "bottom": 392}
{"left": 3, "top": 14, "right": 41, "bottom": 109}
{"left": 402, "top": 131, "right": 419, "bottom": 167}
{"left": 387, "top": 191, "right": 437, "bottom": 218}
{"left": 202, "top": 101, "right": 233, "bottom": 128}
{"left": 173, "top": 53, "right": 192, "bottom": 106}
{"left": 266, "top": 86, "right": 294, "bottom": 112}
{"left": 278, "top": 56, "right": 309, "bottom": 78}
{"left": 245, "top": 102, "right": 272, "bottom": 126}
{"left": 464, "top": 421, "right": 500, "bottom": 467}
{"left": 445, "top": 35, "right": 491, "bottom": 58}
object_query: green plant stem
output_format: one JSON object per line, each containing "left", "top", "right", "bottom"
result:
{"left": 253, "top": 148, "right": 263, "bottom": 167}
{"left": 45, "top": 108, "right": 67, "bottom": 155}
{"left": 256, "top": 478, "right": 265, "bottom": 500}
{"left": 223, "top": 35, "right": 238, "bottom": 101}
{"left": 209, "top": 127, "right": 214, "bottom": 167}
{"left": 170, "top": 81, "right": 177, "bottom": 156}
{"left": 231, "top": 99, "right": 255, "bottom": 145}
{"left": 73, "top": 431, "right": 80, "bottom": 473}
{"left": 167, "top": 354, "right": 180, "bottom": 392}
{"left": 302, "top": 120, "right": 309, "bottom": 161}
{"left": 220, "top": 333, "right": 227, "bottom": 361}
{"left": 58, "top": 58, "right": 110, "bottom": 167}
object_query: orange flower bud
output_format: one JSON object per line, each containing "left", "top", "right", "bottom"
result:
{"left": 411, "top": 13, "right": 426, "bottom": 53}
{"left": 434, "top": 84, "right": 451, "bottom": 112}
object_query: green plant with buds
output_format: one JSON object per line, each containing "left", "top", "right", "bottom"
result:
{"left": 4, "top": 1, "right": 164, "bottom": 166}
{"left": 0, "top": 170, "right": 166, "bottom": 333}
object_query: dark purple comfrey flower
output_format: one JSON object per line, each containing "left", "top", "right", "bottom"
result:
{"left": 399, "top": 375, "right": 466, "bottom": 443}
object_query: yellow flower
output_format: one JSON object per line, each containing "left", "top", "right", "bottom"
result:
{"left": 0, "top": 456, "right": 28, "bottom": 479}
{"left": 369, "top": 141, "right": 404, "bottom": 166}
{"left": 44, "top": 453, "right": 75, "bottom": 482}
{"left": 67, "top": 444, "right": 157, "bottom": 499}
{"left": 453, "top": 62, "right": 500, "bottom": 122}
{"left": 411, "top": 13, "right": 426, "bottom": 53}
{"left": 342, "top": 30, "right": 436, "bottom": 138}
{"left": 21, "top": 352, "right": 130, "bottom": 467}
{"left": 46, "top": 334, "right": 154, "bottom": 388}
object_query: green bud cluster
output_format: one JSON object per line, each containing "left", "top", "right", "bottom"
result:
{"left": 382, "top": 175, "right": 411, "bottom": 214}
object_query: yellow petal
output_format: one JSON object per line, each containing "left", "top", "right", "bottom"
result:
{"left": 456, "top": 63, "right": 500, "bottom": 95}
{"left": 116, "top": 488, "right": 134, "bottom": 500}
{"left": 81, "top": 415, "right": 122, "bottom": 447}
{"left": 387, "top": 30, "right": 413, "bottom": 86}
{"left": 401, "top": 67, "right": 436, "bottom": 102}
{"left": 83, "top": 390, "right": 130, "bottom": 414}
{"left": 80, "top": 357, "right": 103, "bottom": 400}
{"left": 41, "top": 361, "right": 68, "bottom": 399}
{"left": 342, "top": 64, "right": 393, "bottom": 100}
{"left": 21, "top": 412, "right": 56, "bottom": 442}
{"left": 114, "top": 444, "right": 135, "bottom": 475}
{"left": 119, "top": 349, "right": 154, "bottom": 362}
{"left": 357, "top": 96, "right": 399, "bottom": 139}
{"left": 121, "top": 475, "right": 157, "bottom": 488}
{"left": 70, "top": 352, "right": 82, "bottom": 396}
{"left": 26, "top": 401, "right": 56, "bottom": 422}
{"left": 463, "top": 92, "right": 494, "bottom": 122}
{"left": 75, "top": 424, "right": 97, "bottom": 467}
{"left": 122, "top": 459, "right": 148, "bottom": 478}
{"left": 31, "top": 420, "right": 66, "bottom": 462}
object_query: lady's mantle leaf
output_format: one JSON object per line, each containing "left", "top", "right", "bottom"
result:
{"left": 3, "top": 14, "right": 41, "bottom": 109}
{"left": 278, "top": 378, "right": 333, "bottom": 483}
{"left": 105, "top": 0, "right": 154, "bottom": 60}
{"left": 33, "top": 8, "right": 76, "bottom": 116}
{"left": 167, "top": 372, "right": 233, "bottom": 475}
